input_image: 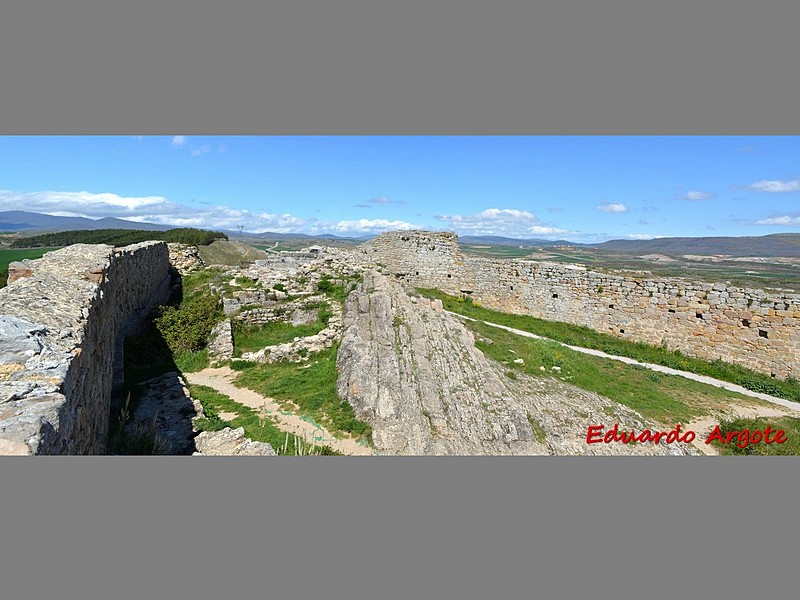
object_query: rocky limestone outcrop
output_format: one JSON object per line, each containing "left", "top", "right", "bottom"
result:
{"left": 193, "top": 427, "right": 276, "bottom": 456}
{"left": 336, "top": 270, "right": 695, "bottom": 456}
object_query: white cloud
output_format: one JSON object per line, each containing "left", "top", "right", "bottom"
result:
{"left": 596, "top": 203, "right": 628, "bottom": 213}
{"left": 434, "top": 208, "right": 570, "bottom": 238}
{"left": 172, "top": 135, "right": 188, "bottom": 147}
{"left": 323, "top": 219, "right": 420, "bottom": 234}
{"left": 369, "top": 197, "right": 392, "bottom": 204}
{"left": 191, "top": 145, "right": 212, "bottom": 156}
{"left": 753, "top": 215, "right": 800, "bottom": 226}
{"left": 625, "top": 233, "right": 666, "bottom": 240}
{"left": 681, "top": 190, "right": 714, "bottom": 201}
{"left": 0, "top": 190, "right": 174, "bottom": 218}
{"left": 747, "top": 179, "right": 800, "bottom": 193}
{"left": 0, "top": 189, "right": 425, "bottom": 236}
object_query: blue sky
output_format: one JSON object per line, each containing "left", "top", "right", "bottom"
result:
{"left": 0, "top": 136, "right": 798, "bottom": 241}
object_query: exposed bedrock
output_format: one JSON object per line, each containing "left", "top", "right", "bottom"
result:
{"left": 337, "top": 271, "right": 693, "bottom": 455}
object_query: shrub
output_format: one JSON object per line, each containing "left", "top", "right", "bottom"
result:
{"left": 156, "top": 293, "right": 223, "bottom": 354}
{"left": 317, "top": 275, "right": 334, "bottom": 293}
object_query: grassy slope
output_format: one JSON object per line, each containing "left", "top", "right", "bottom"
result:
{"left": 469, "top": 319, "right": 752, "bottom": 425}
{"left": 711, "top": 416, "right": 800, "bottom": 455}
{"left": 417, "top": 288, "right": 800, "bottom": 404}
{"left": 196, "top": 240, "right": 268, "bottom": 266}
{"left": 232, "top": 315, "right": 328, "bottom": 357}
{"left": 231, "top": 344, "right": 372, "bottom": 442}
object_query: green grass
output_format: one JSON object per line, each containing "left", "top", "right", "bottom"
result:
{"left": 189, "top": 384, "right": 340, "bottom": 455}
{"left": 710, "top": 416, "right": 800, "bottom": 456}
{"left": 467, "top": 319, "right": 754, "bottom": 425}
{"left": 232, "top": 344, "right": 372, "bottom": 442}
{"left": 417, "top": 288, "right": 800, "bottom": 404}
{"left": 0, "top": 247, "right": 56, "bottom": 288}
{"left": 174, "top": 349, "right": 210, "bottom": 373}
{"left": 526, "top": 413, "right": 547, "bottom": 444}
{"left": 232, "top": 319, "right": 327, "bottom": 357}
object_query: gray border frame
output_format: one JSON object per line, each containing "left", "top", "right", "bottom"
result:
{"left": 2, "top": 2, "right": 799, "bottom": 599}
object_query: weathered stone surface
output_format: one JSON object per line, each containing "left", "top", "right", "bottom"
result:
{"left": 193, "top": 427, "right": 276, "bottom": 456}
{"left": 0, "top": 242, "right": 173, "bottom": 454}
{"left": 6, "top": 261, "right": 34, "bottom": 284}
{"left": 337, "top": 270, "right": 693, "bottom": 455}
{"left": 0, "top": 316, "right": 46, "bottom": 364}
{"left": 207, "top": 319, "right": 234, "bottom": 363}
{"left": 167, "top": 243, "right": 204, "bottom": 274}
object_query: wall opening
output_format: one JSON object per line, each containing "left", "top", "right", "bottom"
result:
{"left": 741, "top": 319, "right": 750, "bottom": 327}
{"left": 759, "top": 329, "right": 768, "bottom": 338}
{"left": 552, "top": 293, "right": 559, "bottom": 299}
{"left": 668, "top": 308, "right": 675, "bottom": 313}
{"left": 695, "top": 312, "right": 703, "bottom": 319}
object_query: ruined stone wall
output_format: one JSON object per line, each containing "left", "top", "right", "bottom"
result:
{"left": 359, "top": 231, "right": 800, "bottom": 379}
{"left": 0, "top": 242, "right": 173, "bottom": 454}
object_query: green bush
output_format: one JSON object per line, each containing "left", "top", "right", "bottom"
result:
{"left": 317, "top": 275, "right": 334, "bottom": 293}
{"left": 155, "top": 293, "right": 223, "bottom": 354}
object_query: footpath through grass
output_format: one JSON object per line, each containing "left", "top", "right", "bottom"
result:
{"left": 468, "top": 319, "right": 755, "bottom": 425}
{"left": 417, "top": 288, "right": 800, "bottom": 405}
{"left": 189, "top": 384, "right": 339, "bottom": 455}
{"left": 231, "top": 344, "right": 372, "bottom": 443}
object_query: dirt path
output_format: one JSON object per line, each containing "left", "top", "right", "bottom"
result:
{"left": 450, "top": 312, "right": 800, "bottom": 456}
{"left": 185, "top": 367, "right": 373, "bottom": 456}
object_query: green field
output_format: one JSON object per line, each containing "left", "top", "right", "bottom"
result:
{"left": 0, "top": 247, "right": 56, "bottom": 288}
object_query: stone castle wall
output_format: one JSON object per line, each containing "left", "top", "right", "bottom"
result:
{"left": 0, "top": 242, "right": 173, "bottom": 454}
{"left": 358, "top": 231, "right": 800, "bottom": 379}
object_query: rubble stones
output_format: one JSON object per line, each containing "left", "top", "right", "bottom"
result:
{"left": 193, "top": 427, "right": 276, "bottom": 456}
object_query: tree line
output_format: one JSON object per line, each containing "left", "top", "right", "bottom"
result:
{"left": 11, "top": 228, "right": 228, "bottom": 248}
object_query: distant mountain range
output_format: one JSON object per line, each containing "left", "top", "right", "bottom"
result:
{"left": 0, "top": 211, "right": 171, "bottom": 232}
{"left": 460, "top": 233, "right": 800, "bottom": 258}
{"left": 3, "top": 211, "right": 800, "bottom": 257}
{"left": 590, "top": 233, "right": 800, "bottom": 258}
